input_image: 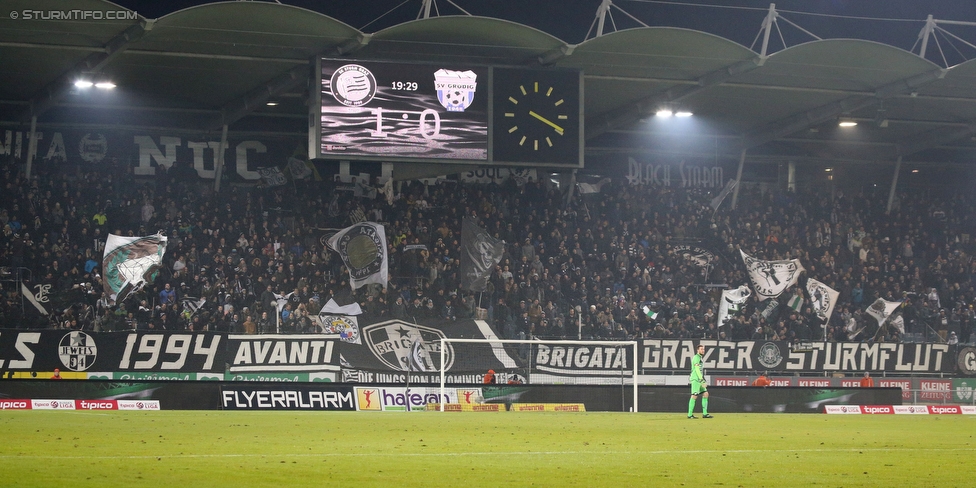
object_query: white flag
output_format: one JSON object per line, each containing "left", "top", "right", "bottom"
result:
{"left": 806, "top": 278, "right": 840, "bottom": 322}
{"left": 382, "top": 178, "right": 394, "bottom": 206}
{"left": 709, "top": 179, "right": 737, "bottom": 212}
{"left": 865, "top": 298, "right": 902, "bottom": 326}
{"left": 258, "top": 167, "right": 287, "bottom": 186}
{"left": 577, "top": 178, "right": 610, "bottom": 194}
{"left": 740, "top": 249, "right": 804, "bottom": 300}
{"left": 22, "top": 283, "right": 49, "bottom": 315}
{"left": 287, "top": 157, "right": 312, "bottom": 180}
{"left": 890, "top": 315, "right": 905, "bottom": 335}
{"left": 326, "top": 222, "right": 388, "bottom": 291}
{"left": 315, "top": 314, "right": 361, "bottom": 344}
{"left": 320, "top": 298, "right": 363, "bottom": 316}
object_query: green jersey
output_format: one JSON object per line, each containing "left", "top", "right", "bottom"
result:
{"left": 690, "top": 353, "right": 704, "bottom": 383}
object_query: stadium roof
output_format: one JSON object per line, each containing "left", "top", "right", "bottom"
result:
{"left": 2, "top": 0, "right": 976, "bottom": 173}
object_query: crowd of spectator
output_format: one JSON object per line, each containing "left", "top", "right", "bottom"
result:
{"left": 1, "top": 157, "right": 974, "bottom": 346}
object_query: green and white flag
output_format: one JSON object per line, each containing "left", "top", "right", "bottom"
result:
{"left": 786, "top": 294, "right": 803, "bottom": 312}
{"left": 101, "top": 233, "right": 168, "bottom": 305}
{"left": 642, "top": 306, "right": 659, "bottom": 320}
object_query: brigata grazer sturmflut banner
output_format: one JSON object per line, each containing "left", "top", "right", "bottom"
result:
{"left": 0, "top": 328, "right": 966, "bottom": 380}
{"left": 640, "top": 339, "right": 954, "bottom": 374}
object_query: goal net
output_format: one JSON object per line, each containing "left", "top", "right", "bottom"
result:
{"left": 437, "top": 338, "right": 638, "bottom": 412}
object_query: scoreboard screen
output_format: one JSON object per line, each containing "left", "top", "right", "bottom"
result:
{"left": 312, "top": 58, "right": 489, "bottom": 163}
{"left": 310, "top": 58, "right": 583, "bottom": 168}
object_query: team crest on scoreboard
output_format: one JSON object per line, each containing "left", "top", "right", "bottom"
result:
{"left": 363, "top": 320, "right": 454, "bottom": 372}
{"left": 331, "top": 64, "right": 377, "bottom": 107}
{"left": 434, "top": 69, "right": 477, "bottom": 112}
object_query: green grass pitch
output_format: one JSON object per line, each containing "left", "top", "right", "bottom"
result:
{"left": 0, "top": 411, "right": 972, "bottom": 487}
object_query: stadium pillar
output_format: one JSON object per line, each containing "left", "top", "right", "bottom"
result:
{"left": 730, "top": 147, "right": 747, "bottom": 209}
{"left": 25, "top": 116, "right": 37, "bottom": 179}
{"left": 213, "top": 124, "right": 228, "bottom": 193}
{"left": 886, "top": 156, "right": 901, "bottom": 215}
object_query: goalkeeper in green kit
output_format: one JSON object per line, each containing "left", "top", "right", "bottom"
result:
{"left": 688, "top": 343, "right": 712, "bottom": 418}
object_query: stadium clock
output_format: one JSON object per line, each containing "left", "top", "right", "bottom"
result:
{"left": 491, "top": 67, "right": 583, "bottom": 167}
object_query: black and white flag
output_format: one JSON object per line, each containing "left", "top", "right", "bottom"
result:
{"left": 287, "top": 157, "right": 312, "bottom": 180}
{"left": 865, "top": 298, "right": 902, "bottom": 327}
{"left": 717, "top": 285, "right": 750, "bottom": 327}
{"left": 709, "top": 179, "right": 737, "bottom": 212}
{"left": 181, "top": 297, "right": 206, "bottom": 316}
{"left": 22, "top": 283, "right": 50, "bottom": 316}
{"left": 327, "top": 222, "right": 388, "bottom": 291}
{"left": 258, "top": 167, "right": 287, "bottom": 187}
{"left": 806, "top": 278, "right": 839, "bottom": 322}
{"left": 740, "top": 249, "right": 804, "bottom": 301}
{"left": 459, "top": 217, "right": 505, "bottom": 292}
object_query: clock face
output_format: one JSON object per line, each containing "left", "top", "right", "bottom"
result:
{"left": 492, "top": 68, "right": 582, "bottom": 167}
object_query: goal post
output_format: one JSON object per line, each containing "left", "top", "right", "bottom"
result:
{"left": 438, "top": 338, "right": 638, "bottom": 412}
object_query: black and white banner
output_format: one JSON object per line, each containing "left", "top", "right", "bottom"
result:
{"left": 0, "top": 330, "right": 226, "bottom": 373}
{"left": 531, "top": 343, "right": 635, "bottom": 384}
{"left": 0, "top": 330, "right": 961, "bottom": 378}
{"left": 337, "top": 318, "right": 517, "bottom": 384}
{"left": 225, "top": 334, "right": 341, "bottom": 373}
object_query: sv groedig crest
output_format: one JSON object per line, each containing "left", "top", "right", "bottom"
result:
{"left": 434, "top": 69, "right": 477, "bottom": 112}
{"left": 363, "top": 320, "right": 454, "bottom": 372}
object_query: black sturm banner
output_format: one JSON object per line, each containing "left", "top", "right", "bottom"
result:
{"left": 0, "top": 329, "right": 962, "bottom": 378}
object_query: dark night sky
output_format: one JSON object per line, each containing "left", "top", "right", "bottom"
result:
{"left": 112, "top": 0, "right": 976, "bottom": 60}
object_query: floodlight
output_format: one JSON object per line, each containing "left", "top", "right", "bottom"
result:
{"left": 674, "top": 111, "right": 693, "bottom": 117}
{"left": 74, "top": 80, "right": 94, "bottom": 89}
{"left": 94, "top": 82, "right": 116, "bottom": 90}
{"left": 656, "top": 109, "right": 673, "bottom": 118}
